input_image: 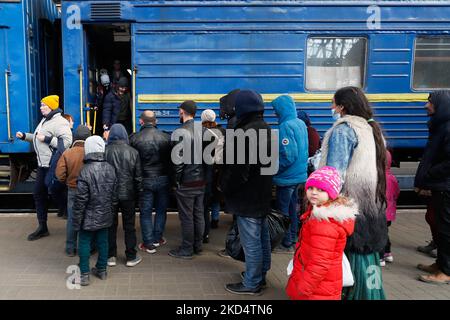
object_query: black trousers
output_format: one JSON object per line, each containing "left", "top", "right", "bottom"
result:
{"left": 379, "top": 221, "right": 392, "bottom": 257}
{"left": 432, "top": 191, "right": 450, "bottom": 276}
{"left": 175, "top": 185, "right": 205, "bottom": 254}
{"left": 108, "top": 199, "right": 137, "bottom": 260}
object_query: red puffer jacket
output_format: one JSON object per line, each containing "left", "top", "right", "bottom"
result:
{"left": 286, "top": 198, "right": 357, "bottom": 300}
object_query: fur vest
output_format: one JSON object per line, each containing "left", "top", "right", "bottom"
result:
{"left": 319, "top": 115, "right": 387, "bottom": 254}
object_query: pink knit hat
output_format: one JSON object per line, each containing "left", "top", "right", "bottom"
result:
{"left": 305, "top": 166, "right": 342, "bottom": 200}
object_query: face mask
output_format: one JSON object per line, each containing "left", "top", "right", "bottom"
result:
{"left": 331, "top": 108, "right": 341, "bottom": 121}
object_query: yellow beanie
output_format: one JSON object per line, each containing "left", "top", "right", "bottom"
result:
{"left": 41, "top": 95, "right": 59, "bottom": 110}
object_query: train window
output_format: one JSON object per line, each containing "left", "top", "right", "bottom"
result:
{"left": 413, "top": 37, "right": 450, "bottom": 89}
{"left": 306, "top": 37, "right": 367, "bottom": 91}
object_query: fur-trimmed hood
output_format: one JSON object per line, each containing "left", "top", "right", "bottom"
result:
{"left": 310, "top": 198, "right": 358, "bottom": 236}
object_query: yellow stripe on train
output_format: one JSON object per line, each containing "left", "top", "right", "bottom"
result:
{"left": 138, "top": 93, "right": 429, "bottom": 104}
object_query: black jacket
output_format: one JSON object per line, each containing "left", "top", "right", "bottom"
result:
{"left": 72, "top": 152, "right": 118, "bottom": 231}
{"left": 172, "top": 119, "right": 206, "bottom": 187}
{"left": 129, "top": 124, "right": 172, "bottom": 179}
{"left": 102, "top": 91, "right": 131, "bottom": 128}
{"left": 105, "top": 140, "right": 143, "bottom": 200}
{"left": 415, "top": 91, "right": 450, "bottom": 192}
{"left": 220, "top": 113, "right": 273, "bottom": 218}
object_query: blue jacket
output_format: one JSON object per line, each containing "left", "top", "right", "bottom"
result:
{"left": 272, "top": 95, "right": 308, "bottom": 186}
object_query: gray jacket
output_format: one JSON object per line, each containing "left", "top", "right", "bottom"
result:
{"left": 24, "top": 111, "right": 72, "bottom": 167}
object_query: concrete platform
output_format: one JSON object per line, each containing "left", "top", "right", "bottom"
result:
{"left": 0, "top": 209, "right": 448, "bottom": 300}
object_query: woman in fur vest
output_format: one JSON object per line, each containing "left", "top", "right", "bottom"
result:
{"left": 318, "top": 86, "right": 388, "bottom": 300}
{"left": 286, "top": 166, "right": 357, "bottom": 300}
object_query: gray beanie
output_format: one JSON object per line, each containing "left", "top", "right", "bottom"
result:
{"left": 201, "top": 109, "right": 216, "bottom": 123}
{"left": 84, "top": 136, "right": 105, "bottom": 155}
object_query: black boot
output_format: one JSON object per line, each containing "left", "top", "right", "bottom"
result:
{"left": 27, "top": 223, "right": 49, "bottom": 241}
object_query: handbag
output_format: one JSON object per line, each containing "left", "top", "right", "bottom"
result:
{"left": 342, "top": 253, "right": 354, "bottom": 287}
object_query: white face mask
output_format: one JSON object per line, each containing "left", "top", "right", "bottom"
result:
{"left": 331, "top": 108, "right": 341, "bottom": 121}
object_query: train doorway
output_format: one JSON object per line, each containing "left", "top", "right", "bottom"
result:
{"left": 83, "top": 23, "right": 131, "bottom": 136}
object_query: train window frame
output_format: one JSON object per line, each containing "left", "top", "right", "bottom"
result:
{"left": 412, "top": 36, "right": 450, "bottom": 91}
{"left": 304, "top": 36, "right": 368, "bottom": 93}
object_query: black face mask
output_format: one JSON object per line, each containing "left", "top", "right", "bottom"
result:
{"left": 179, "top": 115, "right": 184, "bottom": 124}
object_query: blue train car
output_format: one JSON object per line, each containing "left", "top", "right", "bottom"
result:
{"left": 60, "top": 0, "right": 450, "bottom": 163}
{"left": 0, "top": 0, "right": 61, "bottom": 190}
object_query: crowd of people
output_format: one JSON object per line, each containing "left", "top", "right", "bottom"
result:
{"left": 14, "top": 86, "right": 450, "bottom": 298}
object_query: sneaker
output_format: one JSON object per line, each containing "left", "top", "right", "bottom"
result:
{"left": 107, "top": 257, "right": 117, "bottom": 267}
{"left": 384, "top": 253, "right": 394, "bottom": 263}
{"left": 126, "top": 255, "right": 143, "bottom": 267}
{"left": 139, "top": 243, "right": 156, "bottom": 254}
{"left": 66, "top": 249, "right": 76, "bottom": 257}
{"left": 380, "top": 259, "right": 386, "bottom": 267}
{"left": 91, "top": 267, "right": 107, "bottom": 280}
{"left": 168, "top": 249, "right": 193, "bottom": 260}
{"left": 225, "top": 282, "right": 262, "bottom": 296}
{"left": 152, "top": 238, "right": 167, "bottom": 248}
{"left": 240, "top": 272, "right": 267, "bottom": 289}
{"left": 80, "top": 273, "right": 90, "bottom": 286}
{"left": 211, "top": 220, "right": 219, "bottom": 229}
{"left": 217, "top": 249, "right": 231, "bottom": 258}
{"left": 417, "top": 240, "right": 437, "bottom": 254}
{"left": 272, "top": 245, "right": 294, "bottom": 254}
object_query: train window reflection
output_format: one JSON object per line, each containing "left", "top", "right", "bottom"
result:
{"left": 413, "top": 37, "right": 450, "bottom": 89}
{"left": 306, "top": 37, "right": 367, "bottom": 91}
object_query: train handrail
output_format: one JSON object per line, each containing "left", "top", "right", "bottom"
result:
{"left": 5, "top": 66, "right": 12, "bottom": 141}
{"left": 132, "top": 65, "right": 137, "bottom": 133}
{"left": 78, "top": 65, "right": 84, "bottom": 125}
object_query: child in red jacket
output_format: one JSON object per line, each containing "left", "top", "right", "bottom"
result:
{"left": 286, "top": 166, "right": 357, "bottom": 300}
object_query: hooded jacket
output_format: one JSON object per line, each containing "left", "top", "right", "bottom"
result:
{"left": 415, "top": 90, "right": 450, "bottom": 192}
{"left": 23, "top": 109, "right": 72, "bottom": 167}
{"left": 105, "top": 124, "right": 142, "bottom": 200}
{"left": 72, "top": 137, "right": 118, "bottom": 231}
{"left": 286, "top": 199, "right": 357, "bottom": 300}
{"left": 272, "top": 95, "right": 309, "bottom": 186}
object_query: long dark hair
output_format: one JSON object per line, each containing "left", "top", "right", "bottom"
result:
{"left": 334, "top": 86, "right": 386, "bottom": 205}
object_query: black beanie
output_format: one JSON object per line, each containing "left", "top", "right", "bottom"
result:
{"left": 73, "top": 125, "right": 92, "bottom": 142}
{"left": 179, "top": 100, "right": 197, "bottom": 116}
{"left": 118, "top": 77, "right": 128, "bottom": 87}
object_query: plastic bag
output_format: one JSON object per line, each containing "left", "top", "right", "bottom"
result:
{"left": 225, "top": 220, "right": 245, "bottom": 262}
{"left": 342, "top": 253, "right": 354, "bottom": 287}
{"left": 267, "top": 209, "right": 291, "bottom": 249}
{"left": 287, "top": 258, "right": 293, "bottom": 276}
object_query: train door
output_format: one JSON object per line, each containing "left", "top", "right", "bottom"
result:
{"left": 0, "top": 27, "right": 11, "bottom": 143}
{"left": 82, "top": 24, "right": 132, "bottom": 135}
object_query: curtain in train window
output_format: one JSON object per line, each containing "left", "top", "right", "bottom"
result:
{"left": 413, "top": 37, "right": 450, "bottom": 89}
{"left": 306, "top": 37, "right": 367, "bottom": 91}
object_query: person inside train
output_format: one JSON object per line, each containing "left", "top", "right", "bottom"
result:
{"left": 111, "top": 60, "right": 128, "bottom": 90}
{"left": 415, "top": 90, "right": 450, "bottom": 285}
{"left": 102, "top": 77, "right": 132, "bottom": 134}
{"left": 15, "top": 95, "right": 72, "bottom": 241}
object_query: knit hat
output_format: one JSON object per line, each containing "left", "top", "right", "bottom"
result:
{"left": 41, "top": 95, "right": 59, "bottom": 110}
{"left": 117, "top": 77, "right": 128, "bottom": 88}
{"left": 84, "top": 136, "right": 105, "bottom": 155}
{"left": 234, "top": 90, "right": 265, "bottom": 120}
{"left": 73, "top": 125, "right": 92, "bottom": 142}
{"left": 201, "top": 109, "right": 216, "bottom": 123}
{"left": 305, "top": 166, "right": 342, "bottom": 200}
{"left": 179, "top": 100, "right": 197, "bottom": 116}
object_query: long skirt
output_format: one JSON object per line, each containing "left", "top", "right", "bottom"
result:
{"left": 342, "top": 252, "right": 386, "bottom": 300}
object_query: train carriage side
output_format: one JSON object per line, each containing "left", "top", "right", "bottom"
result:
{"left": 0, "top": 0, "right": 61, "bottom": 191}
{"left": 61, "top": 1, "right": 450, "bottom": 166}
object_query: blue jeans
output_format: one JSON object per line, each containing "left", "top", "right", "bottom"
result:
{"left": 66, "top": 188, "right": 78, "bottom": 253}
{"left": 210, "top": 201, "right": 220, "bottom": 221}
{"left": 139, "top": 176, "right": 170, "bottom": 246}
{"left": 237, "top": 216, "right": 271, "bottom": 289}
{"left": 276, "top": 185, "right": 300, "bottom": 248}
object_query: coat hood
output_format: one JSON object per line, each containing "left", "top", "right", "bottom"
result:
{"left": 272, "top": 95, "right": 297, "bottom": 123}
{"left": 108, "top": 123, "right": 129, "bottom": 144}
{"left": 85, "top": 136, "right": 105, "bottom": 155}
{"left": 429, "top": 90, "right": 450, "bottom": 131}
{"left": 297, "top": 110, "right": 311, "bottom": 126}
{"left": 310, "top": 198, "right": 358, "bottom": 236}
{"left": 219, "top": 89, "right": 240, "bottom": 120}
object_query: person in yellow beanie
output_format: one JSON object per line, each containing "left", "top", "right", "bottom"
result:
{"left": 15, "top": 94, "right": 72, "bottom": 241}
{"left": 41, "top": 95, "right": 60, "bottom": 111}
